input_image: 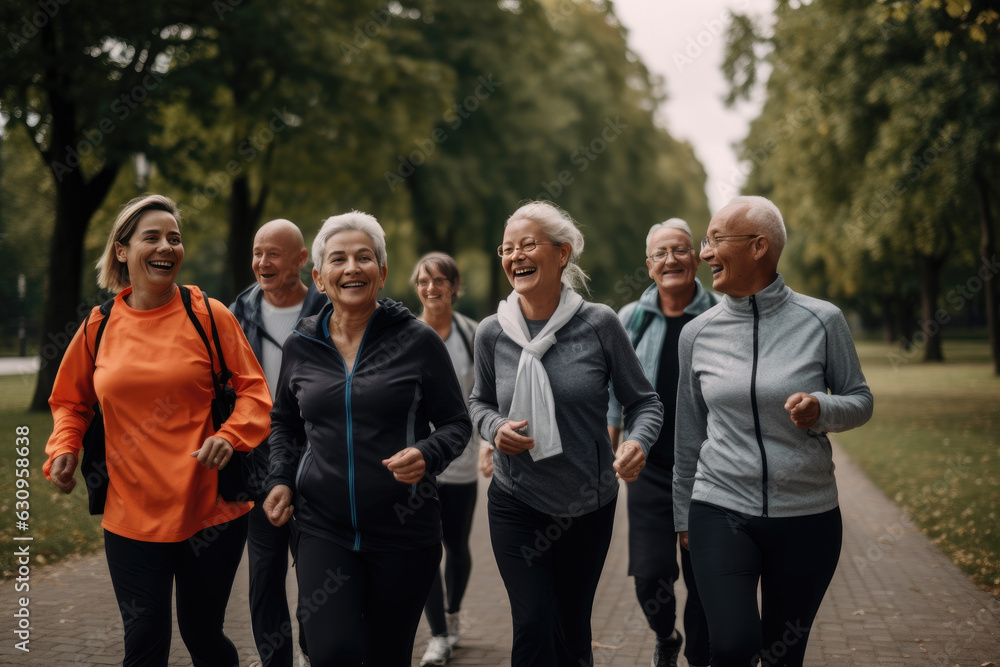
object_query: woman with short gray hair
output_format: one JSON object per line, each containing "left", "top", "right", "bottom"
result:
{"left": 263, "top": 211, "right": 472, "bottom": 665}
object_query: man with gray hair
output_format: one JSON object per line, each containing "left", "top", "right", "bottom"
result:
{"left": 607, "top": 217, "right": 717, "bottom": 667}
{"left": 231, "top": 218, "right": 326, "bottom": 667}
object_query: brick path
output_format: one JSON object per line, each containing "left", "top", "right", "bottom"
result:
{"left": 3, "top": 442, "right": 998, "bottom": 666}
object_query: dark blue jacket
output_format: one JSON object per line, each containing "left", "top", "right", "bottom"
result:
{"left": 267, "top": 299, "right": 472, "bottom": 551}
{"left": 229, "top": 282, "right": 327, "bottom": 499}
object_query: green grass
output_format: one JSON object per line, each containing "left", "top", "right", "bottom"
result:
{"left": 0, "top": 375, "right": 103, "bottom": 576}
{"left": 836, "top": 340, "right": 1000, "bottom": 596}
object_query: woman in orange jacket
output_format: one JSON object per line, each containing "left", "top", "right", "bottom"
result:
{"left": 44, "top": 194, "right": 272, "bottom": 667}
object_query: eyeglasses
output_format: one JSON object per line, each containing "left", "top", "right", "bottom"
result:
{"left": 700, "top": 234, "right": 759, "bottom": 251}
{"left": 497, "top": 239, "right": 563, "bottom": 258}
{"left": 647, "top": 247, "right": 693, "bottom": 263}
{"left": 416, "top": 277, "right": 451, "bottom": 289}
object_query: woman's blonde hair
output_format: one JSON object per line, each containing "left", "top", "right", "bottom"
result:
{"left": 96, "top": 194, "right": 181, "bottom": 292}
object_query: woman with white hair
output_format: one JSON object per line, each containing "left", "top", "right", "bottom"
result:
{"left": 262, "top": 211, "right": 472, "bottom": 666}
{"left": 674, "top": 196, "right": 874, "bottom": 667}
{"left": 469, "top": 201, "right": 663, "bottom": 666}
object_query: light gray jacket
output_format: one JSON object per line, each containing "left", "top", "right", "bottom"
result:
{"left": 673, "top": 275, "right": 873, "bottom": 531}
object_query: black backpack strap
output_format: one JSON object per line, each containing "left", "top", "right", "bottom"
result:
{"left": 86, "top": 297, "right": 115, "bottom": 362}
{"left": 179, "top": 286, "right": 216, "bottom": 370}
{"left": 204, "top": 293, "right": 232, "bottom": 385}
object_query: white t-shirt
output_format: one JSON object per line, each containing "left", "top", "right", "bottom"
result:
{"left": 436, "top": 324, "right": 478, "bottom": 484}
{"left": 260, "top": 299, "right": 305, "bottom": 399}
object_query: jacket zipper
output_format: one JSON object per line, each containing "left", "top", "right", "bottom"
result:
{"left": 749, "top": 295, "right": 769, "bottom": 517}
{"left": 300, "top": 317, "right": 375, "bottom": 551}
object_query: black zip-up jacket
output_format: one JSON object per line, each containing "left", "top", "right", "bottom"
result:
{"left": 267, "top": 298, "right": 472, "bottom": 551}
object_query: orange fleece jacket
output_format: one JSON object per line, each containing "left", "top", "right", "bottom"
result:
{"left": 44, "top": 286, "right": 272, "bottom": 542}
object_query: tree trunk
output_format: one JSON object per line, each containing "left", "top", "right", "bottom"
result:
{"left": 405, "top": 166, "right": 446, "bottom": 254}
{"left": 916, "top": 253, "right": 946, "bottom": 362}
{"left": 975, "top": 173, "right": 999, "bottom": 375}
{"left": 226, "top": 173, "right": 261, "bottom": 302}
{"left": 30, "top": 165, "right": 120, "bottom": 411}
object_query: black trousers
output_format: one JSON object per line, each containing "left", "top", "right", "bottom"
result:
{"left": 688, "top": 501, "right": 842, "bottom": 667}
{"left": 103, "top": 514, "right": 248, "bottom": 667}
{"left": 628, "top": 465, "right": 711, "bottom": 665}
{"left": 295, "top": 531, "right": 441, "bottom": 667}
{"left": 423, "top": 480, "right": 478, "bottom": 636}
{"left": 488, "top": 481, "right": 616, "bottom": 667}
{"left": 247, "top": 502, "right": 306, "bottom": 667}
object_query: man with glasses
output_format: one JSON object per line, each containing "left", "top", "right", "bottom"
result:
{"left": 607, "top": 218, "right": 717, "bottom": 667}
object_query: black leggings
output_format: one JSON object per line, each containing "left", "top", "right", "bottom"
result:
{"left": 247, "top": 502, "right": 306, "bottom": 667}
{"left": 295, "top": 532, "right": 441, "bottom": 666}
{"left": 103, "top": 514, "right": 248, "bottom": 667}
{"left": 488, "top": 481, "right": 616, "bottom": 667}
{"left": 688, "top": 502, "right": 842, "bottom": 667}
{"left": 423, "top": 480, "right": 478, "bottom": 636}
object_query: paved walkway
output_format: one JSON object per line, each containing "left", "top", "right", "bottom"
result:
{"left": 3, "top": 442, "right": 998, "bottom": 666}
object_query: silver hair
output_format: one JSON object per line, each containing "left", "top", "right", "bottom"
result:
{"left": 506, "top": 201, "right": 589, "bottom": 294}
{"left": 728, "top": 195, "right": 786, "bottom": 254}
{"left": 311, "top": 211, "right": 387, "bottom": 269}
{"left": 645, "top": 218, "right": 693, "bottom": 255}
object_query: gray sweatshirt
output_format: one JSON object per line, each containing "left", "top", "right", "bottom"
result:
{"left": 673, "top": 275, "right": 873, "bottom": 531}
{"left": 470, "top": 301, "right": 663, "bottom": 517}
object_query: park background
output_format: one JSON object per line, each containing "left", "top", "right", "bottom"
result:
{"left": 0, "top": 0, "right": 997, "bottom": 604}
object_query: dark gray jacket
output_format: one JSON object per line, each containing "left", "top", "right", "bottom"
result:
{"left": 469, "top": 300, "right": 662, "bottom": 517}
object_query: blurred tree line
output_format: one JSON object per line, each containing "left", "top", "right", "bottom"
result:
{"left": 0, "top": 0, "right": 711, "bottom": 411}
{"left": 724, "top": 0, "right": 999, "bottom": 371}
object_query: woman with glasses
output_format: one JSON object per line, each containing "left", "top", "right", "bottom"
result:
{"left": 674, "top": 196, "right": 874, "bottom": 667}
{"left": 469, "top": 200, "right": 663, "bottom": 666}
{"left": 410, "top": 252, "right": 483, "bottom": 667}
{"left": 607, "top": 218, "right": 718, "bottom": 667}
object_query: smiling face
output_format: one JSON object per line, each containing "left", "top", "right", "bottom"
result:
{"left": 646, "top": 226, "right": 699, "bottom": 297}
{"left": 700, "top": 203, "right": 763, "bottom": 297}
{"left": 501, "top": 217, "right": 570, "bottom": 304}
{"left": 415, "top": 264, "right": 456, "bottom": 318}
{"left": 252, "top": 222, "right": 308, "bottom": 303}
{"left": 114, "top": 209, "right": 184, "bottom": 297}
{"left": 312, "top": 229, "right": 387, "bottom": 312}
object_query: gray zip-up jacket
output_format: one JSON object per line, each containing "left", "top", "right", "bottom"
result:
{"left": 673, "top": 275, "right": 873, "bottom": 531}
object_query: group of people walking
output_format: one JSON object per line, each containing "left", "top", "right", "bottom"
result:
{"left": 44, "top": 192, "right": 873, "bottom": 667}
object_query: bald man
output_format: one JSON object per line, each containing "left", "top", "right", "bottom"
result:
{"left": 231, "top": 219, "right": 326, "bottom": 667}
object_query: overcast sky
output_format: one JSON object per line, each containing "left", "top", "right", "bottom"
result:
{"left": 611, "top": 0, "right": 776, "bottom": 214}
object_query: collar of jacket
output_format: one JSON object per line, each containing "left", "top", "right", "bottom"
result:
{"left": 296, "top": 297, "right": 415, "bottom": 343}
{"left": 635, "top": 277, "right": 716, "bottom": 318}
{"left": 721, "top": 274, "right": 793, "bottom": 318}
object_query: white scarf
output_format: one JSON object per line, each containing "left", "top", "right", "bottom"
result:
{"left": 496, "top": 285, "right": 584, "bottom": 461}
